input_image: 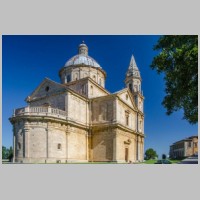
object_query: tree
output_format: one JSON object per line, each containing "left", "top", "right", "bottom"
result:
{"left": 162, "top": 154, "right": 166, "bottom": 160}
{"left": 145, "top": 148, "right": 158, "bottom": 160}
{"left": 2, "top": 146, "right": 8, "bottom": 159}
{"left": 151, "top": 35, "right": 198, "bottom": 124}
{"left": 8, "top": 147, "right": 13, "bottom": 161}
{"left": 2, "top": 146, "right": 13, "bottom": 161}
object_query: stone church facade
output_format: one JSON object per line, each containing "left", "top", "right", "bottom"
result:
{"left": 9, "top": 42, "right": 145, "bottom": 163}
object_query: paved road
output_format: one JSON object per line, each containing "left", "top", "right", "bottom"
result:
{"left": 178, "top": 156, "right": 198, "bottom": 164}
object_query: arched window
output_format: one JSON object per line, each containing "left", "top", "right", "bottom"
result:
{"left": 57, "top": 143, "right": 61, "bottom": 150}
{"left": 125, "top": 111, "right": 129, "bottom": 126}
{"left": 73, "top": 73, "right": 78, "bottom": 81}
{"left": 134, "top": 85, "right": 138, "bottom": 92}
{"left": 45, "top": 86, "right": 50, "bottom": 92}
{"left": 93, "top": 75, "right": 96, "bottom": 81}
{"left": 67, "top": 74, "right": 71, "bottom": 82}
{"left": 129, "top": 83, "right": 133, "bottom": 92}
{"left": 90, "top": 85, "right": 93, "bottom": 95}
{"left": 99, "top": 79, "right": 102, "bottom": 86}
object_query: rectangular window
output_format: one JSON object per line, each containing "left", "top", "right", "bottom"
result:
{"left": 81, "top": 84, "right": 85, "bottom": 94}
{"left": 125, "top": 111, "right": 129, "bottom": 126}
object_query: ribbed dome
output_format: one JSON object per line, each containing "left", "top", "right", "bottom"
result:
{"left": 65, "top": 54, "right": 101, "bottom": 68}
{"left": 64, "top": 41, "right": 101, "bottom": 68}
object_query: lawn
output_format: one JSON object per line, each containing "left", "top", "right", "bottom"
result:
{"left": 139, "top": 159, "right": 183, "bottom": 164}
{"left": 141, "top": 159, "right": 157, "bottom": 164}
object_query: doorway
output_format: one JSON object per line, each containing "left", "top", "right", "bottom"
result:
{"left": 125, "top": 148, "right": 129, "bottom": 162}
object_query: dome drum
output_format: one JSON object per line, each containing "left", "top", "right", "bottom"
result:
{"left": 59, "top": 65, "right": 106, "bottom": 88}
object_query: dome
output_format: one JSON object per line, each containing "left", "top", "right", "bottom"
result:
{"left": 65, "top": 54, "right": 101, "bottom": 68}
{"left": 64, "top": 41, "right": 101, "bottom": 68}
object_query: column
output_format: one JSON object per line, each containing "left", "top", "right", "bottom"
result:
{"left": 88, "top": 132, "right": 92, "bottom": 162}
{"left": 113, "top": 136, "right": 117, "bottom": 162}
{"left": 79, "top": 68, "right": 81, "bottom": 79}
{"left": 142, "top": 139, "right": 144, "bottom": 161}
{"left": 48, "top": 106, "right": 51, "bottom": 114}
{"left": 13, "top": 128, "right": 15, "bottom": 163}
{"left": 64, "top": 72, "right": 67, "bottom": 83}
{"left": 112, "top": 98, "right": 117, "bottom": 123}
{"left": 136, "top": 135, "right": 139, "bottom": 161}
{"left": 65, "top": 126, "right": 70, "bottom": 161}
{"left": 138, "top": 141, "right": 140, "bottom": 161}
{"left": 24, "top": 127, "right": 30, "bottom": 158}
{"left": 45, "top": 128, "right": 49, "bottom": 159}
{"left": 115, "top": 98, "right": 118, "bottom": 123}
{"left": 86, "top": 101, "right": 89, "bottom": 126}
{"left": 86, "top": 132, "right": 88, "bottom": 161}
{"left": 142, "top": 117, "right": 144, "bottom": 134}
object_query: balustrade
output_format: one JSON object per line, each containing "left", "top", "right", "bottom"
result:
{"left": 14, "top": 106, "right": 67, "bottom": 117}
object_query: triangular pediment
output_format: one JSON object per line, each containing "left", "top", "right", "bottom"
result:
{"left": 25, "top": 78, "right": 67, "bottom": 102}
{"left": 114, "top": 88, "right": 136, "bottom": 109}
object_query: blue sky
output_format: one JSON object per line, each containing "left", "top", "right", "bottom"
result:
{"left": 2, "top": 35, "right": 198, "bottom": 158}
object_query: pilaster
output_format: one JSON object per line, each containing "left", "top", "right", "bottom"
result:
{"left": 24, "top": 126, "right": 30, "bottom": 158}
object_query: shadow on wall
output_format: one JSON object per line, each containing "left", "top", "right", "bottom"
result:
{"left": 92, "top": 131, "right": 114, "bottom": 161}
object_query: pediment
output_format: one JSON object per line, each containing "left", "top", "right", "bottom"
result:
{"left": 25, "top": 78, "right": 67, "bottom": 102}
{"left": 115, "top": 88, "right": 136, "bottom": 109}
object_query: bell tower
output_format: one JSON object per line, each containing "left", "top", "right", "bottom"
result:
{"left": 125, "top": 54, "right": 144, "bottom": 113}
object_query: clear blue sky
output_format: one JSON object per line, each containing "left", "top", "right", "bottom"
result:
{"left": 2, "top": 35, "right": 198, "bottom": 158}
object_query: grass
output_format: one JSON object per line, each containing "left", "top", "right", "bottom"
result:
{"left": 140, "top": 159, "right": 183, "bottom": 164}
{"left": 3, "top": 159, "right": 183, "bottom": 164}
{"left": 168, "top": 159, "right": 182, "bottom": 164}
{"left": 140, "top": 159, "right": 157, "bottom": 164}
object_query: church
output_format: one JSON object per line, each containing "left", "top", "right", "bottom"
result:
{"left": 9, "top": 42, "right": 145, "bottom": 163}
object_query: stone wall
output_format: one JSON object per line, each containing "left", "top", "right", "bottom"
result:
{"left": 115, "top": 129, "right": 137, "bottom": 162}
{"left": 116, "top": 99, "right": 137, "bottom": 131}
{"left": 88, "top": 81, "right": 108, "bottom": 98}
{"left": 66, "top": 92, "right": 88, "bottom": 125}
{"left": 29, "top": 127, "right": 47, "bottom": 158}
{"left": 13, "top": 118, "right": 88, "bottom": 163}
{"left": 91, "top": 97, "right": 114, "bottom": 123}
{"left": 14, "top": 121, "right": 24, "bottom": 160}
{"left": 30, "top": 93, "right": 66, "bottom": 111}
{"left": 68, "top": 78, "right": 108, "bottom": 99}
{"left": 91, "top": 128, "right": 115, "bottom": 162}
{"left": 67, "top": 127, "right": 87, "bottom": 161}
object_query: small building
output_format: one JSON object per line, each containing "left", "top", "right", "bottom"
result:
{"left": 169, "top": 136, "right": 198, "bottom": 159}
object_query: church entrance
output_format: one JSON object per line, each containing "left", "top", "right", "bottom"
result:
{"left": 125, "top": 148, "right": 129, "bottom": 162}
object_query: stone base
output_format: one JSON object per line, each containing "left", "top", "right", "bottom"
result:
{"left": 14, "top": 158, "right": 88, "bottom": 164}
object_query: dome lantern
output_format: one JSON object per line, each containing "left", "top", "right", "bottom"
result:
{"left": 78, "top": 41, "right": 88, "bottom": 56}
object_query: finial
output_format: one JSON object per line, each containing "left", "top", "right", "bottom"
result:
{"left": 82, "top": 40, "right": 85, "bottom": 44}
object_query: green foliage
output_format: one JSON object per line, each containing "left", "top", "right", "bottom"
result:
{"left": 151, "top": 35, "right": 198, "bottom": 124}
{"left": 2, "top": 146, "right": 8, "bottom": 159}
{"left": 8, "top": 147, "right": 13, "bottom": 161}
{"left": 145, "top": 148, "right": 158, "bottom": 160}
{"left": 2, "top": 146, "right": 13, "bottom": 161}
